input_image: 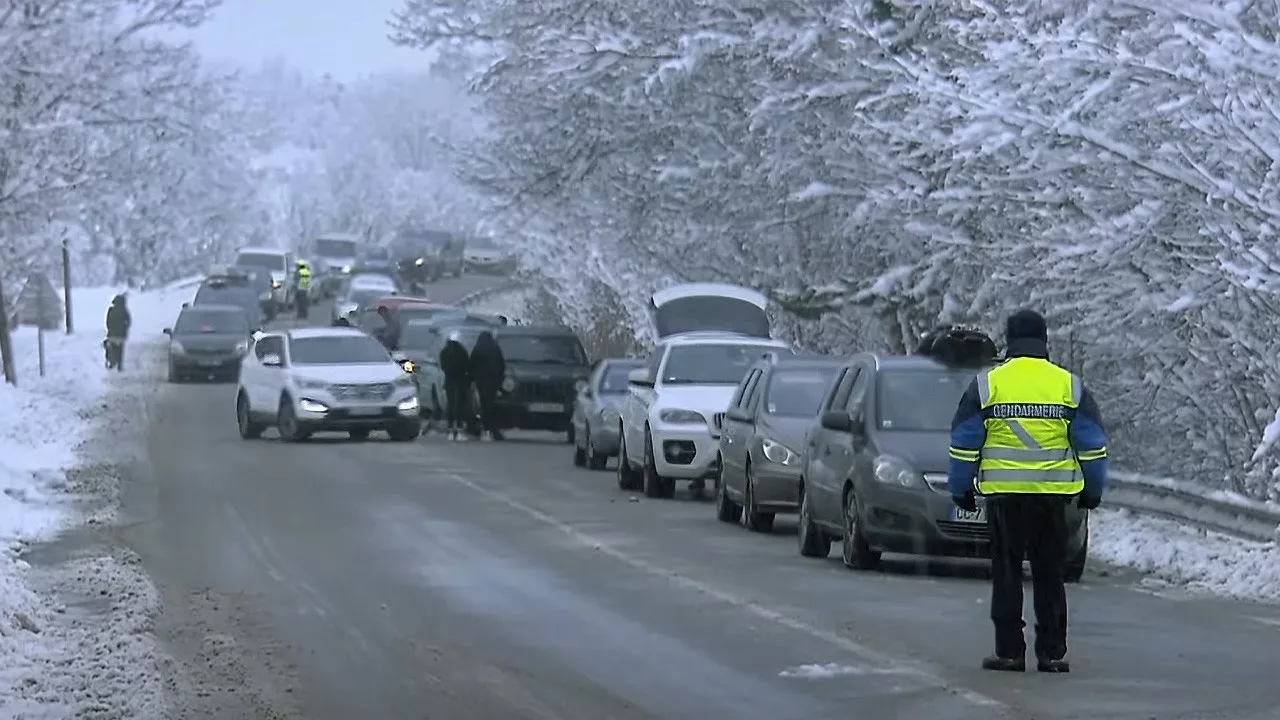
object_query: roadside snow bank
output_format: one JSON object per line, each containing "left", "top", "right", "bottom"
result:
{"left": 1090, "top": 509, "right": 1280, "bottom": 603}
{"left": 0, "top": 284, "right": 182, "bottom": 717}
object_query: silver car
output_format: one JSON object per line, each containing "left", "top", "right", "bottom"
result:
{"left": 572, "top": 358, "right": 643, "bottom": 470}
{"left": 331, "top": 282, "right": 396, "bottom": 326}
{"left": 715, "top": 358, "right": 842, "bottom": 532}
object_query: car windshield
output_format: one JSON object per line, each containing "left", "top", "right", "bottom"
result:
{"left": 289, "top": 335, "right": 391, "bottom": 365}
{"left": 234, "top": 252, "right": 285, "bottom": 271}
{"left": 394, "top": 307, "right": 452, "bottom": 325}
{"left": 360, "top": 247, "right": 391, "bottom": 261}
{"left": 349, "top": 275, "right": 396, "bottom": 292}
{"left": 314, "top": 239, "right": 357, "bottom": 257}
{"left": 766, "top": 368, "right": 839, "bottom": 417}
{"left": 345, "top": 288, "right": 388, "bottom": 307}
{"left": 876, "top": 369, "right": 978, "bottom": 431}
{"left": 498, "top": 334, "right": 587, "bottom": 365}
{"left": 174, "top": 310, "right": 247, "bottom": 335}
{"left": 599, "top": 364, "right": 639, "bottom": 393}
{"left": 195, "top": 286, "right": 254, "bottom": 308}
{"left": 662, "top": 344, "right": 777, "bottom": 385}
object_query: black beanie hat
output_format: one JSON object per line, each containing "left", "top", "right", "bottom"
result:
{"left": 1006, "top": 309, "right": 1047, "bottom": 343}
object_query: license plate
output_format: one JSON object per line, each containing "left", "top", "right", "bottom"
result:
{"left": 347, "top": 407, "right": 382, "bottom": 416}
{"left": 198, "top": 359, "right": 223, "bottom": 367}
{"left": 528, "top": 402, "right": 563, "bottom": 413}
{"left": 951, "top": 506, "right": 987, "bottom": 523}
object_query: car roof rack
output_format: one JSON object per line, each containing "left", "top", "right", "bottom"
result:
{"left": 913, "top": 324, "right": 999, "bottom": 368}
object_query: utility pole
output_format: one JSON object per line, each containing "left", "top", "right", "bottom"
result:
{"left": 0, "top": 274, "right": 15, "bottom": 385}
{"left": 62, "top": 238, "right": 73, "bottom": 334}
{"left": 36, "top": 278, "right": 45, "bottom": 377}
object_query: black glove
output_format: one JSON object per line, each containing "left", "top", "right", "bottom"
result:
{"left": 952, "top": 491, "right": 977, "bottom": 512}
{"left": 1077, "top": 494, "right": 1101, "bottom": 510}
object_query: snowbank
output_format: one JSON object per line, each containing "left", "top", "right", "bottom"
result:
{"left": 0, "top": 283, "right": 185, "bottom": 715}
{"left": 1090, "top": 509, "right": 1280, "bottom": 603}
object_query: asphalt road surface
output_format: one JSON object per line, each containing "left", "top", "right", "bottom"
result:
{"left": 120, "top": 274, "right": 1280, "bottom": 720}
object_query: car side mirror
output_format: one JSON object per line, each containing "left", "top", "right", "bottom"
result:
{"left": 261, "top": 353, "right": 282, "bottom": 367}
{"left": 725, "top": 407, "right": 752, "bottom": 423}
{"left": 627, "top": 368, "right": 652, "bottom": 387}
{"left": 574, "top": 379, "right": 589, "bottom": 395}
{"left": 162, "top": 327, "right": 171, "bottom": 335}
{"left": 820, "top": 410, "right": 853, "bottom": 432}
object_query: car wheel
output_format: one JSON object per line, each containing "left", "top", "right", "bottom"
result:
{"left": 616, "top": 434, "right": 642, "bottom": 491}
{"left": 715, "top": 462, "right": 742, "bottom": 524}
{"left": 586, "top": 430, "right": 608, "bottom": 471}
{"left": 276, "top": 398, "right": 309, "bottom": 443}
{"left": 349, "top": 429, "right": 371, "bottom": 442}
{"left": 236, "top": 392, "right": 265, "bottom": 440}
{"left": 642, "top": 428, "right": 675, "bottom": 499}
{"left": 387, "top": 421, "right": 421, "bottom": 441}
{"left": 797, "top": 485, "right": 831, "bottom": 558}
{"left": 742, "top": 462, "right": 775, "bottom": 533}
{"left": 573, "top": 428, "right": 587, "bottom": 467}
{"left": 841, "top": 488, "right": 881, "bottom": 570}
{"left": 1065, "top": 534, "right": 1087, "bottom": 583}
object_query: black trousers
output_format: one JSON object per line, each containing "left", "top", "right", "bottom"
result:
{"left": 475, "top": 383, "right": 498, "bottom": 432}
{"left": 444, "top": 380, "right": 472, "bottom": 429}
{"left": 295, "top": 289, "right": 310, "bottom": 319}
{"left": 987, "top": 494, "right": 1070, "bottom": 661}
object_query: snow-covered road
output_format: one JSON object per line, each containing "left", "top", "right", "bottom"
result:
{"left": 2, "top": 278, "right": 1278, "bottom": 718}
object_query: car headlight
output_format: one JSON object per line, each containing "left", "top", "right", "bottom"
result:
{"left": 169, "top": 341, "right": 186, "bottom": 354}
{"left": 599, "top": 408, "right": 620, "bottom": 424}
{"left": 874, "top": 455, "right": 925, "bottom": 489}
{"left": 502, "top": 377, "right": 516, "bottom": 392}
{"left": 400, "top": 360, "right": 416, "bottom": 373}
{"left": 341, "top": 265, "right": 352, "bottom": 273}
{"left": 394, "top": 374, "right": 415, "bottom": 387}
{"left": 271, "top": 280, "right": 282, "bottom": 289}
{"left": 659, "top": 408, "right": 705, "bottom": 424}
{"left": 294, "top": 377, "right": 328, "bottom": 390}
{"left": 761, "top": 438, "right": 801, "bottom": 466}
{"left": 234, "top": 341, "right": 248, "bottom": 354}
{"left": 415, "top": 258, "right": 425, "bottom": 266}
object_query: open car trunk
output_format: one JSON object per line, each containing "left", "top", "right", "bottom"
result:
{"left": 649, "top": 283, "right": 771, "bottom": 339}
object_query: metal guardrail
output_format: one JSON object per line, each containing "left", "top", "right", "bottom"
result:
{"left": 1105, "top": 472, "right": 1280, "bottom": 542}
{"left": 454, "top": 279, "right": 528, "bottom": 309}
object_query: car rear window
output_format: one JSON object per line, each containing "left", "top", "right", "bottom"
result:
{"left": 765, "top": 368, "right": 838, "bottom": 417}
{"left": 876, "top": 370, "right": 976, "bottom": 431}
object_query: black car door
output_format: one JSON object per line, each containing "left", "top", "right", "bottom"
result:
{"left": 809, "top": 366, "right": 860, "bottom": 528}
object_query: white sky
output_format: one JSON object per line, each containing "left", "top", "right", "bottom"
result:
{"left": 189, "top": 0, "right": 430, "bottom": 79}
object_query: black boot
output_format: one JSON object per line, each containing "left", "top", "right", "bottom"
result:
{"left": 1037, "top": 658, "right": 1070, "bottom": 673}
{"left": 982, "top": 655, "right": 1026, "bottom": 672}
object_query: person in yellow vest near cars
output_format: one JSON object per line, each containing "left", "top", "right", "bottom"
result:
{"left": 947, "top": 309, "right": 1108, "bottom": 675}
{"left": 294, "top": 260, "right": 313, "bottom": 320}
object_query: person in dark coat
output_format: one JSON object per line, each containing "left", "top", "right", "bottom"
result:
{"left": 104, "top": 294, "right": 131, "bottom": 371}
{"left": 374, "top": 306, "right": 400, "bottom": 350}
{"left": 469, "top": 331, "right": 506, "bottom": 440}
{"left": 438, "top": 331, "right": 473, "bottom": 441}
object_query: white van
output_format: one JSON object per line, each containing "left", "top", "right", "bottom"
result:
{"left": 233, "top": 247, "right": 295, "bottom": 308}
{"left": 648, "top": 283, "right": 772, "bottom": 339}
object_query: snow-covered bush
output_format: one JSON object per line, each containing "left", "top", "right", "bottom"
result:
{"left": 390, "top": 0, "right": 1280, "bottom": 501}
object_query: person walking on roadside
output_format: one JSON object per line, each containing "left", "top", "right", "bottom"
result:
{"left": 469, "top": 330, "right": 506, "bottom": 441}
{"left": 947, "top": 309, "right": 1109, "bottom": 674}
{"left": 294, "top": 260, "right": 312, "bottom": 320}
{"left": 104, "top": 294, "right": 131, "bottom": 371}
{"left": 438, "top": 330, "right": 473, "bottom": 441}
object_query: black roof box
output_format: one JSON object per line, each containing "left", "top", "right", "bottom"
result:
{"left": 914, "top": 325, "right": 998, "bottom": 367}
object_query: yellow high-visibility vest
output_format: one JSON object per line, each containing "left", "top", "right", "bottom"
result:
{"left": 296, "top": 267, "right": 312, "bottom": 290}
{"left": 975, "top": 357, "right": 1085, "bottom": 495}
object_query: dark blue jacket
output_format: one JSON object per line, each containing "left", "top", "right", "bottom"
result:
{"left": 947, "top": 339, "right": 1108, "bottom": 499}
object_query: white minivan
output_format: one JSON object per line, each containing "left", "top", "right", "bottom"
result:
{"left": 233, "top": 247, "right": 295, "bottom": 309}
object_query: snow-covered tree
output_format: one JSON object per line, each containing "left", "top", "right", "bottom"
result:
{"left": 391, "top": 0, "right": 1280, "bottom": 500}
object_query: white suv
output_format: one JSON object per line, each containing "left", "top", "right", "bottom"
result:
{"left": 618, "top": 332, "right": 792, "bottom": 498}
{"left": 235, "top": 327, "right": 421, "bottom": 442}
